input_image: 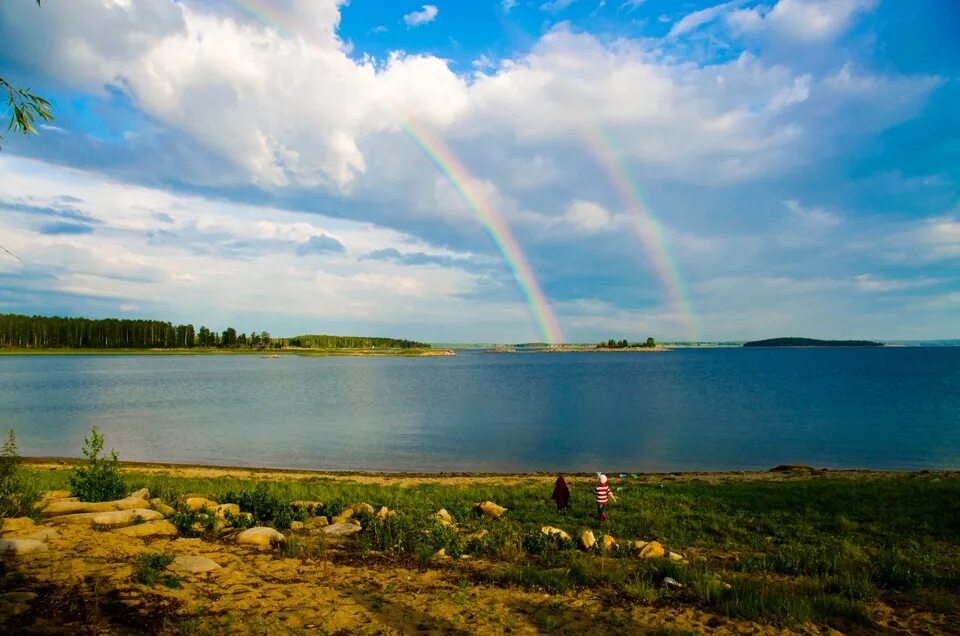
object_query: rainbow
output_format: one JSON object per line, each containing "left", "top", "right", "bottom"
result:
{"left": 580, "top": 124, "right": 699, "bottom": 341}
{"left": 402, "top": 122, "right": 564, "bottom": 345}
{"left": 219, "top": 0, "right": 291, "bottom": 36}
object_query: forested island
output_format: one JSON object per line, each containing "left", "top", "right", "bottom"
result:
{"left": 0, "top": 313, "right": 431, "bottom": 352}
{"left": 743, "top": 337, "right": 884, "bottom": 348}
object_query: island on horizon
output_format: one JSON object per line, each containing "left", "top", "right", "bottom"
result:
{"left": 743, "top": 337, "right": 884, "bottom": 348}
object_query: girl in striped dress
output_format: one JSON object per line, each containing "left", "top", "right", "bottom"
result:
{"left": 595, "top": 474, "right": 616, "bottom": 520}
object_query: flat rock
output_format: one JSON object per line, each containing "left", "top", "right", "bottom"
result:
{"left": 43, "top": 500, "right": 117, "bottom": 517}
{"left": 112, "top": 497, "right": 150, "bottom": 511}
{"left": 639, "top": 541, "right": 665, "bottom": 559}
{"left": 129, "top": 488, "right": 150, "bottom": 500}
{"left": 43, "top": 490, "right": 72, "bottom": 500}
{"left": 185, "top": 497, "right": 219, "bottom": 512}
{"left": 169, "top": 555, "right": 222, "bottom": 574}
{"left": 580, "top": 530, "right": 597, "bottom": 551}
{"left": 668, "top": 551, "right": 685, "bottom": 561}
{"left": 17, "top": 527, "right": 61, "bottom": 542}
{"left": 541, "top": 526, "right": 572, "bottom": 542}
{"left": 236, "top": 526, "right": 286, "bottom": 549}
{"left": 290, "top": 521, "right": 305, "bottom": 531}
{"left": 322, "top": 523, "right": 362, "bottom": 537}
{"left": 0, "top": 539, "right": 48, "bottom": 556}
{"left": 150, "top": 499, "right": 176, "bottom": 516}
{"left": 115, "top": 520, "right": 178, "bottom": 537}
{"left": 92, "top": 509, "right": 164, "bottom": 527}
{"left": 627, "top": 540, "right": 649, "bottom": 553}
{"left": 51, "top": 512, "right": 107, "bottom": 525}
{"left": 474, "top": 501, "right": 507, "bottom": 521}
{"left": 1, "top": 517, "right": 35, "bottom": 534}
{"left": 307, "top": 516, "right": 329, "bottom": 529}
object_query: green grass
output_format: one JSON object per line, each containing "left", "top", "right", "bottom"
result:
{"left": 132, "top": 552, "right": 182, "bottom": 589}
{"left": 26, "top": 468, "right": 960, "bottom": 627}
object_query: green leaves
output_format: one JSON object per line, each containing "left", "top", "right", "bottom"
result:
{"left": 69, "top": 427, "right": 126, "bottom": 502}
{"left": 1, "top": 78, "right": 54, "bottom": 149}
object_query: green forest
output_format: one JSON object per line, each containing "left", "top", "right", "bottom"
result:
{"left": 0, "top": 313, "right": 430, "bottom": 350}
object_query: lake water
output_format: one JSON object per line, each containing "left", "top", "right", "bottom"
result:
{"left": 1, "top": 348, "right": 957, "bottom": 472}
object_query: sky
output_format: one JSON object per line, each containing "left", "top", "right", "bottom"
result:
{"left": 0, "top": 0, "right": 957, "bottom": 343}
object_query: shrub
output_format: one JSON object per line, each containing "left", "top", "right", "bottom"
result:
{"left": 69, "top": 427, "right": 125, "bottom": 502}
{"left": 170, "top": 503, "right": 219, "bottom": 538}
{"left": 223, "top": 483, "right": 302, "bottom": 529}
{"left": 0, "top": 430, "right": 42, "bottom": 521}
{"left": 133, "top": 551, "right": 181, "bottom": 588}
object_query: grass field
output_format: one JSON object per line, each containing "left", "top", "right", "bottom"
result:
{"left": 18, "top": 464, "right": 960, "bottom": 631}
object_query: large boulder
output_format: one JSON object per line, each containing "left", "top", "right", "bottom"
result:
{"left": 184, "top": 497, "right": 219, "bottom": 512}
{"left": 541, "top": 526, "right": 572, "bottom": 542}
{"left": 236, "top": 527, "right": 286, "bottom": 549}
{"left": 115, "top": 520, "right": 178, "bottom": 537}
{"left": 639, "top": 541, "right": 666, "bottom": 559}
{"left": 602, "top": 535, "right": 618, "bottom": 555}
{"left": 322, "top": 523, "right": 362, "bottom": 537}
{"left": 474, "top": 501, "right": 507, "bottom": 521}
{"left": 92, "top": 509, "right": 164, "bottom": 527}
{"left": 169, "top": 555, "right": 221, "bottom": 574}
{"left": 112, "top": 496, "right": 151, "bottom": 511}
{"left": 49, "top": 512, "right": 103, "bottom": 526}
{"left": 1, "top": 517, "right": 35, "bottom": 534}
{"left": 434, "top": 509, "right": 454, "bottom": 527}
{"left": 0, "top": 539, "right": 48, "bottom": 556}
{"left": 580, "top": 530, "right": 597, "bottom": 551}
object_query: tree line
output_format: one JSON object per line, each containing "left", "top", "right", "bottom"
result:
{"left": 596, "top": 338, "right": 657, "bottom": 349}
{"left": 0, "top": 313, "right": 429, "bottom": 350}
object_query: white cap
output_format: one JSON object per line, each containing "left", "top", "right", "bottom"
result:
{"left": 599, "top": 474, "right": 607, "bottom": 484}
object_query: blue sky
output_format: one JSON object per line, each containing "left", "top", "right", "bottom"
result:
{"left": 0, "top": 0, "right": 957, "bottom": 342}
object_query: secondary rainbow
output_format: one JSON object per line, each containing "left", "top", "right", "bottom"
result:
{"left": 402, "top": 122, "right": 564, "bottom": 345}
{"left": 581, "top": 123, "right": 700, "bottom": 341}
{"left": 220, "top": 0, "right": 291, "bottom": 36}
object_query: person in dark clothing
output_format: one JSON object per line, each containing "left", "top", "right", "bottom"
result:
{"left": 551, "top": 475, "right": 570, "bottom": 513}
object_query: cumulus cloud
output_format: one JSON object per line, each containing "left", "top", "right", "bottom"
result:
{"left": 403, "top": 5, "right": 438, "bottom": 27}
{"left": 296, "top": 234, "right": 346, "bottom": 255}
{"left": 728, "top": 0, "right": 878, "bottom": 43}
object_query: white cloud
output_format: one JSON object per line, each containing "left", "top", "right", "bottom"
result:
{"left": 501, "top": 0, "right": 518, "bottom": 12}
{"left": 853, "top": 274, "right": 941, "bottom": 293}
{"left": 563, "top": 200, "right": 616, "bottom": 232}
{"left": 669, "top": 0, "right": 745, "bottom": 38}
{"left": 403, "top": 5, "right": 438, "bottom": 27}
{"left": 784, "top": 200, "right": 840, "bottom": 227}
{"left": 620, "top": 1, "right": 645, "bottom": 13}
{"left": 728, "top": 0, "right": 878, "bottom": 43}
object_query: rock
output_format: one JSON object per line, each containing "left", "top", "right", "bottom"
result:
{"left": 662, "top": 576, "right": 683, "bottom": 590}
{"left": 115, "top": 520, "right": 178, "bottom": 537}
{"left": 291, "top": 501, "right": 324, "bottom": 514}
{"left": 215, "top": 503, "right": 240, "bottom": 518}
{"left": 92, "top": 509, "right": 164, "bottom": 527}
{"left": 627, "top": 540, "right": 649, "bottom": 553}
{"left": 236, "top": 527, "right": 286, "bottom": 549}
{"left": 321, "top": 523, "right": 362, "bottom": 537}
{"left": 668, "top": 551, "right": 685, "bottom": 561}
{"left": 474, "top": 501, "right": 507, "bottom": 521}
{"left": 602, "top": 534, "right": 618, "bottom": 555}
{"left": 290, "top": 521, "right": 305, "bottom": 532}
{"left": 639, "top": 541, "right": 665, "bottom": 559}
{"left": 185, "top": 497, "right": 219, "bottom": 512}
{"left": 43, "top": 490, "right": 72, "bottom": 500}
{"left": 112, "top": 497, "right": 150, "bottom": 511}
{"left": 1, "top": 517, "right": 35, "bottom": 534}
{"left": 306, "top": 516, "right": 329, "bottom": 529}
{"left": 541, "top": 526, "right": 572, "bottom": 542}
{"left": 350, "top": 503, "right": 375, "bottom": 515}
{"left": 0, "top": 539, "right": 48, "bottom": 556}
{"left": 375, "top": 506, "right": 391, "bottom": 521}
{"left": 50, "top": 512, "right": 104, "bottom": 525}
{"left": 129, "top": 488, "right": 150, "bottom": 500}
{"left": 150, "top": 499, "right": 176, "bottom": 517}
{"left": 17, "top": 527, "right": 60, "bottom": 542}
{"left": 580, "top": 530, "right": 597, "bottom": 551}
{"left": 169, "top": 555, "right": 221, "bottom": 574}
{"left": 434, "top": 509, "right": 454, "bottom": 527}
{"left": 42, "top": 500, "right": 117, "bottom": 517}
{"left": 434, "top": 548, "right": 450, "bottom": 560}
{"left": 464, "top": 529, "right": 489, "bottom": 541}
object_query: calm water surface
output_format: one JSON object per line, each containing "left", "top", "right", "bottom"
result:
{"left": 0, "top": 348, "right": 957, "bottom": 472}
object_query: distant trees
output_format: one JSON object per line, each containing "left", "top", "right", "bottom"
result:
{"left": 0, "top": 313, "right": 430, "bottom": 350}
{"left": 596, "top": 337, "right": 658, "bottom": 349}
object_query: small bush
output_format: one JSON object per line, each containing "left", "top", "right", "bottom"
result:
{"left": 133, "top": 552, "right": 181, "bottom": 588}
{"left": 223, "top": 483, "right": 302, "bottom": 530}
{"left": 69, "top": 427, "right": 125, "bottom": 502}
{"left": 0, "top": 430, "right": 42, "bottom": 521}
{"left": 170, "top": 503, "right": 219, "bottom": 538}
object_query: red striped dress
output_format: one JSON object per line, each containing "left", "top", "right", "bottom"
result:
{"left": 595, "top": 483, "right": 611, "bottom": 504}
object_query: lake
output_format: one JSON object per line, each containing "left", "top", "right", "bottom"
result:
{"left": 1, "top": 347, "right": 957, "bottom": 472}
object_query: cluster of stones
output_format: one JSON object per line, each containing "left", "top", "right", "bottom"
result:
{"left": 540, "top": 527, "right": 685, "bottom": 561}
